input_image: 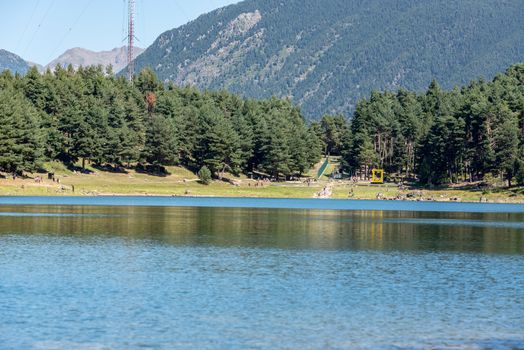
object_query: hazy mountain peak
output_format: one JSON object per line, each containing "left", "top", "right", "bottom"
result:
{"left": 46, "top": 46, "right": 145, "bottom": 72}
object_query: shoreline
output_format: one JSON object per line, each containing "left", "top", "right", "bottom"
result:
{"left": 1, "top": 192, "right": 524, "bottom": 204}
{"left": 1, "top": 186, "right": 523, "bottom": 204}
{"left": 1, "top": 195, "right": 524, "bottom": 213}
{"left": 2, "top": 164, "right": 523, "bottom": 204}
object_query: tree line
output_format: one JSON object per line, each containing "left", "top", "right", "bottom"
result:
{"left": 1, "top": 63, "right": 523, "bottom": 187}
{"left": 0, "top": 65, "right": 323, "bottom": 178}
{"left": 314, "top": 64, "right": 524, "bottom": 186}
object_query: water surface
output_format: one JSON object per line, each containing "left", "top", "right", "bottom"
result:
{"left": 1, "top": 195, "right": 524, "bottom": 212}
{"left": 0, "top": 200, "right": 523, "bottom": 349}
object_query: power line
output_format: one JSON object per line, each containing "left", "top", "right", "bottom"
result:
{"left": 172, "top": 1, "right": 189, "bottom": 20}
{"left": 46, "top": 0, "right": 94, "bottom": 65}
{"left": 22, "top": 0, "right": 56, "bottom": 57}
{"left": 139, "top": 0, "right": 146, "bottom": 46}
{"left": 122, "top": 0, "right": 127, "bottom": 41}
{"left": 16, "top": 0, "right": 41, "bottom": 54}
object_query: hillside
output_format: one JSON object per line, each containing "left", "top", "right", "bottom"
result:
{"left": 0, "top": 49, "right": 29, "bottom": 74}
{"left": 132, "top": 0, "right": 524, "bottom": 118}
{"left": 46, "top": 46, "right": 144, "bottom": 72}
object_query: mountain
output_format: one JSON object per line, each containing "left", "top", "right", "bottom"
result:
{"left": 46, "top": 46, "right": 144, "bottom": 72}
{"left": 0, "top": 49, "right": 30, "bottom": 74}
{"left": 132, "top": 0, "right": 524, "bottom": 118}
{"left": 27, "top": 61, "right": 44, "bottom": 72}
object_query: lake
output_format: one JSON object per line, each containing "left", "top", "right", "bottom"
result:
{"left": 0, "top": 197, "right": 523, "bottom": 349}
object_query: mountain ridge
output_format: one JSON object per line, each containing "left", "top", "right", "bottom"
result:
{"left": 132, "top": 0, "right": 524, "bottom": 118}
{"left": 0, "top": 49, "right": 30, "bottom": 75}
{"left": 46, "top": 46, "right": 144, "bottom": 72}
{"left": 0, "top": 46, "right": 145, "bottom": 75}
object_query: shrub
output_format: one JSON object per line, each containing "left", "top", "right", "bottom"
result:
{"left": 198, "top": 166, "right": 212, "bottom": 185}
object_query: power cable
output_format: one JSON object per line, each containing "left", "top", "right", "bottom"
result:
{"left": 16, "top": 0, "right": 41, "bottom": 54}
{"left": 46, "top": 0, "right": 94, "bottom": 64}
{"left": 22, "top": 0, "right": 56, "bottom": 57}
{"left": 122, "top": 0, "right": 127, "bottom": 42}
{"left": 172, "top": 1, "right": 189, "bottom": 20}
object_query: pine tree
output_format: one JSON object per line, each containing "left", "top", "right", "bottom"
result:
{"left": 320, "top": 115, "right": 348, "bottom": 155}
{"left": 143, "top": 115, "right": 178, "bottom": 166}
{"left": 0, "top": 89, "right": 42, "bottom": 173}
{"left": 306, "top": 125, "right": 324, "bottom": 169}
{"left": 419, "top": 116, "right": 466, "bottom": 184}
{"left": 260, "top": 123, "right": 292, "bottom": 178}
{"left": 196, "top": 104, "right": 242, "bottom": 177}
{"left": 493, "top": 112, "right": 519, "bottom": 186}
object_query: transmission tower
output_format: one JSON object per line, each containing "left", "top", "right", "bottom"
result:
{"left": 126, "top": 0, "right": 135, "bottom": 82}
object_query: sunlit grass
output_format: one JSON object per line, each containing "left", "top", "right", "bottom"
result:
{"left": 0, "top": 163, "right": 523, "bottom": 203}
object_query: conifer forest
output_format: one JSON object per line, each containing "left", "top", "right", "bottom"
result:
{"left": 0, "top": 64, "right": 523, "bottom": 187}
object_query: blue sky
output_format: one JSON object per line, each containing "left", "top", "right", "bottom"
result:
{"left": 0, "top": 0, "right": 240, "bottom": 65}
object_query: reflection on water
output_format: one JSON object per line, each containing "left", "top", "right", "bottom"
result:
{"left": 0, "top": 205, "right": 523, "bottom": 254}
{"left": 0, "top": 204, "right": 523, "bottom": 349}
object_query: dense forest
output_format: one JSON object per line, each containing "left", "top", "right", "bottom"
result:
{"left": 0, "top": 65, "right": 322, "bottom": 179}
{"left": 133, "top": 0, "right": 524, "bottom": 118}
{"left": 1, "top": 64, "right": 523, "bottom": 187}
{"left": 317, "top": 64, "right": 524, "bottom": 187}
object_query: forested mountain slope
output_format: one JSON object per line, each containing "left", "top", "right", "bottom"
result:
{"left": 0, "top": 49, "right": 29, "bottom": 75}
{"left": 132, "top": 0, "right": 524, "bottom": 118}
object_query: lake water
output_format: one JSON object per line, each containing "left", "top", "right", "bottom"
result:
{"left": 0, "top": 197, "right": 523, "bottom": 349}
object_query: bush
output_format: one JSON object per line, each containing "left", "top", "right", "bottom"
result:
{"left": 482, "top": 173, "right": 505, "bottom": 188}
{"left": 198, "top": 166, "right": 212, "bottom": 185}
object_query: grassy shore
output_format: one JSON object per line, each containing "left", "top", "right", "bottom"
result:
{"left": 1, "top": 162, "right": 523, "bottom": 203}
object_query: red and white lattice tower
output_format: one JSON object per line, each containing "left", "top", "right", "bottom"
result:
{"left": 127, "top": 0, "right": 135, "bottom": 81}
